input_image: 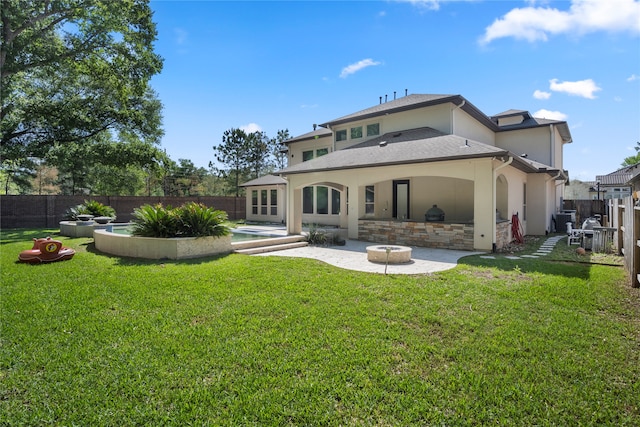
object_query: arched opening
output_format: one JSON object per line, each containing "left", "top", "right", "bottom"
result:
{"left": 496, "top": 174, "right": 508, "bottom": 221}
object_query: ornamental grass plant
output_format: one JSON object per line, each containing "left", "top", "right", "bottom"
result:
{"left": 2, "top": 229, "right": 638, "bottom": 425}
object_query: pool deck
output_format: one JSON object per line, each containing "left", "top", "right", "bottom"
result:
{"left": 237, "top": 225, "right": 483, "bottom": 275}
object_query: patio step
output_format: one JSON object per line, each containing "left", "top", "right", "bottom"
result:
{"left": 232, "top": 235, "right": 308, "bottom": 255}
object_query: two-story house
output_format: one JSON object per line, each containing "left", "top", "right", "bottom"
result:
{"left": 247, "top": 93, "right": 572, "bottom": 251}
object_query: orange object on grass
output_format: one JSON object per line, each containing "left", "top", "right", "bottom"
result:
{"left": 18, "top": 237, "right": 75, "bottom": 264}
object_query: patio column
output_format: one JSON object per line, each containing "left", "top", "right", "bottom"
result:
{"left": 473, "top": 162, "right": 494, "bottom": 251}
{"left": 347, "top": 183, "right": 360, "bottom": 239}
{"left": 287, "top": 186, "right": 302, "bottom": 235}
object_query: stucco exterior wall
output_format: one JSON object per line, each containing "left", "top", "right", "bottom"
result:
{"left": 496, "top": 127, "right": 552, "bottom": 167}
{"left": 526, "top": 174, "right": 549, "bottom": 235}
{"left": 288, "top": 135, "right": 333, "bottom": 167}
{"left": 452, "top": 107, "right": 496, "bottom": 145}
{"left": 285, "top": 157, "right": 498, "bottom": 250}
{"left": 244, "top": 185, "right": 287, "bottom": 224}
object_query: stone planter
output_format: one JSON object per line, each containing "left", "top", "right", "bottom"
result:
{"left": 94, "top": 229, "right": 232, "bottom": 260}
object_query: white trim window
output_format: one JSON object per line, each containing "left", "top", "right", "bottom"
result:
{"left": 365, "top": 185, "right": 375, "bottom": 215}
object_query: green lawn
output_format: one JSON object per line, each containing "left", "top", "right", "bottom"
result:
{"left": 1, "top": 229, "right": 638, "bottom": 426}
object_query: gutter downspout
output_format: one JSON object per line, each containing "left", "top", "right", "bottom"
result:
{"left": 451, "top": 100, "right": 465, "bottom": 134}
{"left": 492, "top": 156, "right": 513, "bottom": 251}
{"left": 546, "top": 170, "right": 566, "bottom": 230}
{"left": 549, "top": 124, "right": 556, "bottom": 167}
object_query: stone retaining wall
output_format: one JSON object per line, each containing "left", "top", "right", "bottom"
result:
{"left": 358, "top": 220, "right": 475, "bottom": 251}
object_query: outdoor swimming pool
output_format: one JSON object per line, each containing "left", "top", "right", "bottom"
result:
{"left": 106, "top": 224, "right": 282, "bottom": 242}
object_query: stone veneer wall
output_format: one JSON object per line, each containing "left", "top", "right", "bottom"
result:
{"left": 495, "top": 220, "right": 511, "bottom": 250}
{"left": 358, "top": 220, "right": 475, "bottom": 251}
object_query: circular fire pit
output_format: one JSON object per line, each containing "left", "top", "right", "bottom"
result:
{"left": 366, "top": 245, "right": 412, "bottom": 264}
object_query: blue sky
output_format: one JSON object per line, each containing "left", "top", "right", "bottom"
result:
{"left": 149, "top": 0, "right": 640, "bottom": 182}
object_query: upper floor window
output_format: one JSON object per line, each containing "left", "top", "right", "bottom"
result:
{"left": 302, "top": 150, "right": 314, "bottom": 162}
{"left": 335, "top": 129, "right": 347, "bottom": 142}
{"left": 366, "top": 123, "right": 380, "bottom": 136}
{"left": 351, "top": 126, "right": 363, "bottom": 139}
{"left": 316, "top": 148, "right": 328, "bottom": 157}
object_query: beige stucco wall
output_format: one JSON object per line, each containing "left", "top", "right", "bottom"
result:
{"left": 452, "top": 107, "right": 496, "bottom": 145}
{"left": 331, "top": 104, "right": 453, "bottom": 152}
{"left": 288, "top": 135, "right": 333, "bottom": 167}
{"left": 245, "top": 185, "right": 287, "bottom": 224}
{"left": 285, "top": 157, "right": 499, "bottom": 250}
{"left": 496, "top": 127, "right": 552, "bottom": 167}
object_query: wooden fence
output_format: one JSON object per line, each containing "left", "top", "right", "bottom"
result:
{"left": 614, "top": 196, "right": 639, "bottom": 287}
{"left": 0, "top": 195, "right": 246, "bottom": 229}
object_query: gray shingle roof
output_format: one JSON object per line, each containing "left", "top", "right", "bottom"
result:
{"left": 241, "top": 174, "right": 287, "bottom": 187}
{"left": 277, "top": 127, "right": 509, "bottom": 175}
{"left": 320, "top": 94, "right": 499, "bottom": 131}
{"left": 595, "top": 174, "right": 632, "bottom": 186}
{"left": 491, "top": 112, "right": 572, "bottom": 143}
{"left": 284, "top": 127, "right": 332, "bottom": 145}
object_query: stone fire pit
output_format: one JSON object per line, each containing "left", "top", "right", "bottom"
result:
{"left": 366, "top": 245, "right": 412, "bottom": 264}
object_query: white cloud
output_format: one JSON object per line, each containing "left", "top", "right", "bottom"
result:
{"left": 628, "top": 74, "right": 640, "bottom": 82}
{"left": 395, "top": 0, "right": 441, "bottom": 11}
{"left": 549, "top": 78, "right": 601, "bottom": 99}
{"left": 240, "top": 123, "right": 262, "bottom": 134}
{"left": 339, "top": 58, "right": 381, "bottom": 78}
{"left": 533, "top": 90, "right": 551, "bottom": 100}
{"left": 533, "top": 109, "right": 568, "bottom": 120}
{"left": 480, "top": 0, "right": 640, "bottom": 45}
{"left": 614, "top": 96, "right": 623, "bottom": 102}
{"left": 174, "top": 28, "right": 188, "bottom": 45}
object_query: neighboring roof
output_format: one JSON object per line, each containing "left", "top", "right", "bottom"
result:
{"left": 277, "top": 126, "right": 561, "bottom": 177}
{"left": 595, "top": 162, "right": 640, "bottom": 186}
{"left": 320, "top": 94, "right": 499, "bottom": 131}
{"left": 283, "top": 127, "right": 332, "bottom": 145}
{"left": 596, "top": 174, "right": 632, "bottom": 186}
{"left": 240, "top": 174, "right": 287, "bottom": 187}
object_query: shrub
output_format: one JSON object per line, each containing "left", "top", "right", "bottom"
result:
{"left": 131, "top": 204, "right": 179, "bottom": 238}
{"left": 131, "top": 203, "right": 230, "bottom": 238}
{"left": 176, "top": 202, "right": 231, "bottom": 238}
{"left": 64, "top": 200, "right": 116, "bottom": 220}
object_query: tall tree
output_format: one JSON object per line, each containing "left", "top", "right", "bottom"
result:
{"left": 213, "top": 128, "right": 250, "bottom": 197}
{"left": 270, "top": 129, "right": 290, "bottom": 171}
{"left": 246, "top": 131, "right": 270, "bottom": 180}
{"left": 1, "top": 0, "right": 164, "bottom": 157}
{"left": 622, "top": 142, "right": 640, "bottom": 167}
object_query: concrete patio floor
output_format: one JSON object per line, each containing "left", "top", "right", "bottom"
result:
{"left": 255, "top": 239, "right": 484, "bottom": 275}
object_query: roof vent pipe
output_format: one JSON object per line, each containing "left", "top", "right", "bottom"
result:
{"left": 394, "top": 91, "right": 396, "bottom": 100}
{"left": 313, "top": 124, "right": 317, "bottom": 130}
{"left": 405, "top": 89, "right": 408, "bottom": 96}
{"left": 385, "top": 94, "right": 388, "bottom": 102}
{"left": 379, "top": 96, "right": 382, "bottom": 104}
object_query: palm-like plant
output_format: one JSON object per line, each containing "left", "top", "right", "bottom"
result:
{"left": 131, "top": 204, "right": 179, "bottom": 238}
{"left": 176, "top": 202, "right": 230, "bottom": 237}
{"left": 131, "top": 203, "right": 230, "bottom": 238}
